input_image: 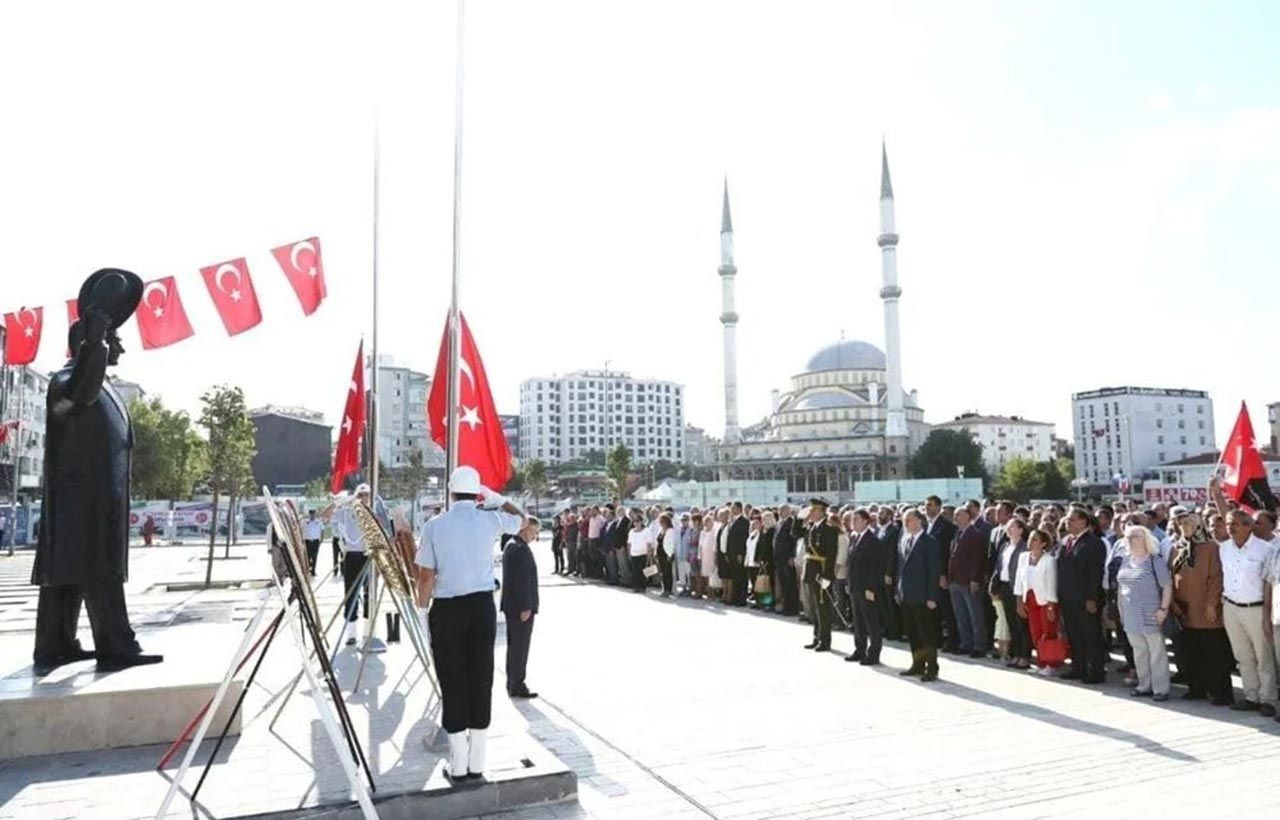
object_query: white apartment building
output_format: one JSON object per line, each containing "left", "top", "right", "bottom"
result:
{"left": 518, "top": 370, "right": 684, "bottom": 464}
{"left": 0, "top": 367, "right": 49, "bottom": 494}
{"left": 1072, "top": 387, "right": 1215, "bottom": 486}
{"left": 376, "top": 357, "right": 444, "bottom": 470}
{"left": 934, "top": 413, "right": 1054, "bottom": 474}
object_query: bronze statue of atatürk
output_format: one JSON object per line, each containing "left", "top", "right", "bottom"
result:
{"left": 31, "top": 268, "right": 164, "bottom": 675}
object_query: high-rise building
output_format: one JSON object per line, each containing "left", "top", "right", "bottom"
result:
{"left": 248, "top": 405, "right": 332, "bottom": 492}
{"left": 0, "top": 367, "right": 49, "bottom": 496}
{"left": 683, "top": 424, "right": 717, "bottom": 465}
{"left": 376, "top": 357, "right": 444, "bottom": 470}
{"left": 518, "top": 371, "right": 685, "bottom": 464}
{"left": 1072, "top": 387, "right": 1215, "bottom": 486}
{"left": 934, "top": 413, "right": 1055, "bottom": 474}
{"left": 1268, "top": 401, "right": 1280, "bottom": 452}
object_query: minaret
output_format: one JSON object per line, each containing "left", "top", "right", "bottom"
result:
{"left": 879, "top": 141, "right": 908, "bottom": 443}
{"left": 719, "top": 178, "right": 741, "bottom": 445}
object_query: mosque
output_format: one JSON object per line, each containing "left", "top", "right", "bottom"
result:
{"left": 714, "top": 144, "right": 929, "bottom": 496}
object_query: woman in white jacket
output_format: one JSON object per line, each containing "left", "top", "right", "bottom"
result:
{"left": 1014, "top": 527, "right": 1061, "bottom": 676}
{"left": 698, "top": 514, "right": 720, "bottom": 599}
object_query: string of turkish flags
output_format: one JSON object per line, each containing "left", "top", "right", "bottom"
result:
{"left": 1, "top": 237, "right": 327, "bottom": 366}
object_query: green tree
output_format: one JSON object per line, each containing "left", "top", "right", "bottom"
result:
{"left": 524, "top": 459, "right": 548, "bottom": 512}
{"left": 199, "top": 385, "right": 257, "bottom": 583}
{"left": 992, "top": 458, "right": 1044, "bottom": 503}
{"left": 303, "top": 475, "right": 330, "bottom": 499}
{"left": 908, "top": 429, "right": 989, "bottom": 484}
{"left": 606, "top": 444, "right": 632, "bottom": 498}
{"left": 1037, "top": 459, "right": 1070, "bottom": 499}
{"left": 650, "top": 459, "right": 680, "bottom": 483}
{"left": 130, "top": 397, "right": 206, "bottom": 500}
{"left": 380, "top": 451, "right": 430, "bottom": 499}
{"left": 1055, "top": 457, "right": 1076, "bottom": 484}
{"left": 582, "top": 449, "right": 606, "bottom": 468}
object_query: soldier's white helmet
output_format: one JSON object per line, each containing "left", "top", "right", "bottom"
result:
{"left": 448, "top": 465, "right": 482, "bottom": 495}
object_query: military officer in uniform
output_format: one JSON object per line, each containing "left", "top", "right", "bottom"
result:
{"left": 799, "top": 498, "right": 839, "bottom": 652}
{"left": 415, "top": 466, "right": 523, "bottom": 782}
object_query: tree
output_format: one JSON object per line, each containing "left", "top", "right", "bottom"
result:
{"left": 303, "top": 475, "right": 330, "bottom": 499}
{"left": 991, "top": 458, "right": 1045, "bottom": 503}
{"left": 650, "top": 459, "right": 680, "bottom": 483}
{"left": 582, "top": 449, "right": 606, "bottom": 468}
{"left": 1037, "top": 459, "right": 1070, "bottom": 499}
{"left": 908, "top": 429, "right": 988, "bottom": 484}
{"left": 524, "top": 459, "right": 548, "bottom": 513}
{"left": 606, "top": 444, "right": 632, "bottom": 498}
{"left": 380, "top": 451, "right": 430, "bottom": 499}
{"left": 1055, "top": 457, "right": 1076, "bottom": 484}
{"left": 130, "top": 397, "right": 206, "bottom": 500}
{"left": 199, "top": 385, "right": 256, "bottom": 583}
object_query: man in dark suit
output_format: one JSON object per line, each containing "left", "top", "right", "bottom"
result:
{"left": 1058, "top": 507, "right": 1108, "bottom": 684}
{"left": 845, "top": 508, "right": 887, "bottom": 665}
{"left": 773, "top": 505, "right": 799, "bottom": 616}
{"left": 726, "top": 501, "right": 750, "bottom": 606}
{"left": 984, "top": 500, "right": 1014, "bottom": 651}
{"left": 876, "top": 507, "right": 903, "bottom": 640}
{"left": 895, "top": 509, "right": 943, "bottom": 681}
{"left": 612, "top": 507, "right": 632, "bottom": 587}
{"left": 501, "top": 516, "right": 541, "bottom": 699}
{"left": 800, "top": 499, "right": 838, "bottom": 651}
{"left": 947, "top": 506, "right": 989, "bottom": 657}
{"left": 601, "top": 505, "right": 619, "bottom": 585}
{"left": 924, "top": 495, "right": 960, "bottom": 652}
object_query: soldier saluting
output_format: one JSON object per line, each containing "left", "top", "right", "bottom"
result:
{"left": 799, "top": 497, "right": 838, "bottom": 652}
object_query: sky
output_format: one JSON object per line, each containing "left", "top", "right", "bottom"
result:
{"left": 2, "top": 1, "right": 1278, "bottom": 449}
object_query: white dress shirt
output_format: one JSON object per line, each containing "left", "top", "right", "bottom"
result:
{"left": 304, "top": 518, "right": 324, "bottom": 540}
{"left": 1219, "top": 535, "right": 1272, "bottom": 604}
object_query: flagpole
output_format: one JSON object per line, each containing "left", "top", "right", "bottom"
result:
{"left": 365, "top": 125, "right": 384, "bottom": 651}
{"left": 9, "top": 366, "right": 23, "bottom": 556}
{"left": 445, "top": 0, "right": 467, "bottom": 508}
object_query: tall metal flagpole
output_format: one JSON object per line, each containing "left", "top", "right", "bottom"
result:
{"left": 8, "top": 366, "right": 20, "bottom": 556}
{"left": 364, "top": 126, "right": 384, "bottom": 651}
{"left": 444, "top": 0, "right": 467, "bottom": 509}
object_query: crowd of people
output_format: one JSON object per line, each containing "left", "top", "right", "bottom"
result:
{"left": 548, "top": 476, "right": 1280, "bottom": 713}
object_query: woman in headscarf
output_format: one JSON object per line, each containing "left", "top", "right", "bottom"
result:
{"left": 1169, "top": 510, "right": 1232, "bottom": 705}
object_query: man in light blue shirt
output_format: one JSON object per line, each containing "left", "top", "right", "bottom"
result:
{"left": 415, "top": 466, "right": 522, "bottom": 783}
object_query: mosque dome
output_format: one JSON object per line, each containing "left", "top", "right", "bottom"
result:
{"left": 790, "top": 390, "right": 863, "bottom": 410}
{"left": 804, "top": 340, "right": 886, "bottom": 372}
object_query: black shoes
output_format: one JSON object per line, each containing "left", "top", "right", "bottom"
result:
{"left": 968, "top": 650, "right": 985, "bottom": 659}
{"left": 813, "top": 644, "right": 830, "bottom": 653}
{"left": 96, "top": 653, "right": 164, "bottom": 672}
{"left": 509, "top": 688, "right": 538, "bottom": 699}
{"left": 1152, "top": 693, "right": 1169, "bottom": 702}
{"left": 1130, "top": 689, "right": 1152, "bottom": 698}
{"left": 845, "top": 652, "right": 865, "bottom": 663}
{"left": 32, "top": 648, "right": 97, "bottom": 676}
{"left": 920, "top": 670, "right": 938, "bottom": 682}
{"left": 860, "top": 657, "right": 881, "bottom": 666}
{"left": 899, "top": 667, "right": 924, "bottom": 677}
{"left": 803, "top": 641, "right": 819, "bottom": 650}
{"left": 1229, "top": 700, "right": 1261, "bottom": 712}
{"left": 1261, "top": 703, "right": 1277, "bottom": 717}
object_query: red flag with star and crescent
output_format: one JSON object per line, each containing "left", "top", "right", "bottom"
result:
{"left": 427, "top": 312, "right": 513, "bottom": 491}
{"left": 200, "top": 257, "right": 263, "bottom": 336}
{"left": 135, "top": 276, "right": 195, "bottom": 350}
{"left": 271, "top": 237, "right": 327, "bottom": 316}
{"left": 3, "top": 307, "right": 43, "bottom": 365}
{"left": 1220, "top": 401, "right": 1278, "bottom": 513}
{"left": 331, "top": 340, "right": 366, "bottom": 494}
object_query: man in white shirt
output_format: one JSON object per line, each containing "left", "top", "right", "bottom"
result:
{"left": 303, "top": 509, "right": 324, "bottom": 578}
{"left": 626, "top": 509, "right": 653, "bottom": 593}
{"left": 1219, "top": 508, "right": 1276, "bottom": 715}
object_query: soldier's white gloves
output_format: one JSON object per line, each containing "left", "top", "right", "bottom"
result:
{"left": 479, "top": 486, "right": 507, "bottom": 510}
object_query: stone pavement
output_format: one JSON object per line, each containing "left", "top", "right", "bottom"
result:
{"left": 474, "top": 541, "right": 1280, "bottom": 820}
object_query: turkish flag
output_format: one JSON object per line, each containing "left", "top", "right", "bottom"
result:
{"left": 3, "top": 307, "right": 43, "bottom": 365}
{"left": 271, "top": 237, "right": 327, "bottom": 316}
{"left": 1221, "top": 402, "right": 1278, "bottom": 513}
{"left": 331, "top": 340, "right": 366, "bottom": 494}
{"left": 428, "top": 312, "right": 513, "bottom": 491}
{"left": 135, "top": 276, "right": 195, "bottom": 350}
{"left": 200, "top": 257, "right": 263, "bottom": 336}
{"left": 0, "top": 420, "right": 14, "bottom": 446}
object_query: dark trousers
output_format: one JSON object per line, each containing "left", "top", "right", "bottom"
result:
{"left": 331, "top": 537, "right": 341, "bottom": 574}
{"left": 304, "top": 539, "right": 320, "bottom": 577}
{"left": 1181, "top": 627, "right": 1233, "bottom": 699}
{"left": 733, "top": 557, "right": 749, "bottom": 605}
{"left": 852, "top": 592, "right": 883, "bottom": 660}
{"left": 566, "top": 543, "right": 578, "bottom": 575}
{"left": 552, "top": 546, "right": 564, "bottom": 574}
{"left": 342, "top": 551, "right": 370, "bottom": 622}
{"left": 998, "top": 585, "right": 1031, "bottom": 659}
{"left": 937, "top": 582, "right": 959, "bottom": 649}
{"left": 1062, "top": 603, "right": 1105, "bottom": 678}
{"left": 778, "top": 561, "right": 799, "bottom": 615}
{"left": 629, "top": 555, "right": 648, "bottom": 592}
{"left": 806, "top": 579, "right": 833, "bottom": 647}
{"left": 429, "top": 592, "right": 496, "bottom": 733}
{"left": 902, "top": 601, "right": 939, "bottom": 673}
{"left": 35, "top": 582, "right": 141, "bottom": 662}
{"left": 504, "top": 611, "right": 534, "bottom": 694}
{"left": 604, "top": 548, "right": 619, "bottom": 583}
{"left": 880, "top": 581, "right": 902, "bottom": 640}
{"left": 587, "top": 538, "right": 602, "bottom": 578}
{"left": 656, "top": 549, "right": 674, "bottom": 594}
{"left": 617, "top": 548, "right": 632, "bottom": 585}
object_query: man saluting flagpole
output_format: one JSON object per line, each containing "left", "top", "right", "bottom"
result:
{"left": 415, "top": 466, "right": 522, "bottom": 781}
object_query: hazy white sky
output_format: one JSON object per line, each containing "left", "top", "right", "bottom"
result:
{"left": 2, "top": 1, "right": 1277, "bottom": 448}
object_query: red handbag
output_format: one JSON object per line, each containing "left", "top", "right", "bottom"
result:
{"left": 1036, "top": 611, "right": 1069, "bottom": 666}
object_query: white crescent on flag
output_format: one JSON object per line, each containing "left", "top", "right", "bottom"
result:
{"left": 142, "top": 281, "right": 169, "bottom": 318}
{"left": 290, "top": 241, "right": 318, "bottom": 276}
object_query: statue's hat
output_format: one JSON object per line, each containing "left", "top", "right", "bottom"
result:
{"left": 78, "top": 268, "right": 144, "bottom": 328}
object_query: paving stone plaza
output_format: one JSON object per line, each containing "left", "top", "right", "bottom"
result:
{"left": 3, "top": 536, "right": 1280, "bottom": 819}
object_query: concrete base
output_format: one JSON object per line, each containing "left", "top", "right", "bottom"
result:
{"left": 0, "top": 627, "right": 243, "bottom": 759}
